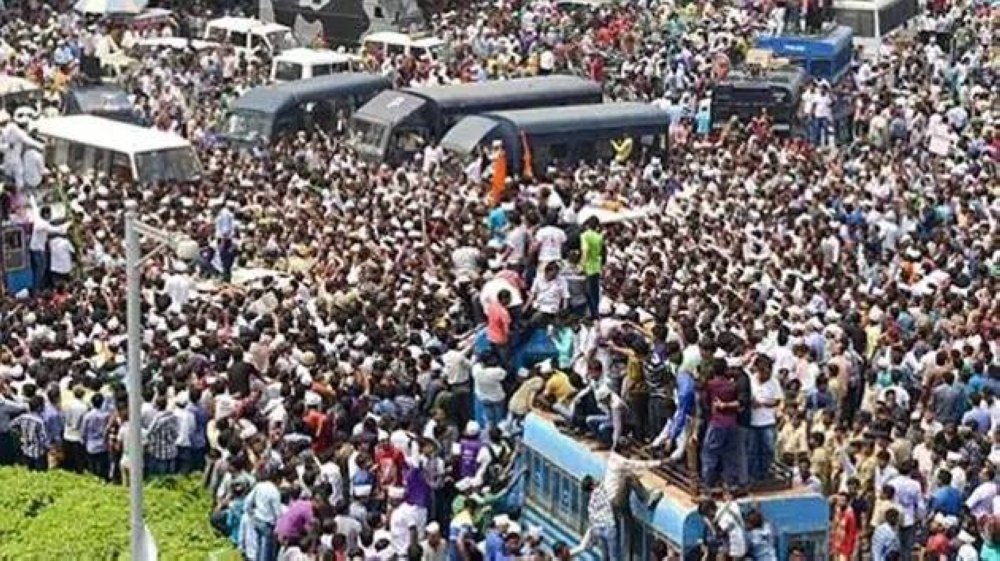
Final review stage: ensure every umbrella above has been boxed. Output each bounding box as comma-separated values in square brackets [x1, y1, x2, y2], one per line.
[74, 0, 148, 14]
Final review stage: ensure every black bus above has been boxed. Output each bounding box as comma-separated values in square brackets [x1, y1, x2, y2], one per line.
[347, 75, 603, 164]
[710, 67, 807, 134]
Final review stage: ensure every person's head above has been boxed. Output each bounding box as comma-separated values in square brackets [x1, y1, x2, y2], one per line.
[584, 216, 599, 231]
[581, 475, 597, 494]
[884, 507, 900, 528]
[497, 290, 512, 306]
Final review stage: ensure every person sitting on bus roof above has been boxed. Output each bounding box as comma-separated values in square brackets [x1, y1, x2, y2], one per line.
[586, 384, 627, 450]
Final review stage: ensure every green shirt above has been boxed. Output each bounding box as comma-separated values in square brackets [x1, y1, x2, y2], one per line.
[580, 229, 604, 276]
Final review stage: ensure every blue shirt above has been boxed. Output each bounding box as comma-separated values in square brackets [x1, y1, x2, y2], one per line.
[42, 402, 63, 444]
[188, 403, 209, 450]
[484, 529, 504, 561]
[487, 208, 507, 241]
[695, 109, 712, 134]
[747, 524, 778, 561]
[962, 407, 991, 433]
[871, 523, 900, 561]
[929, 485, 962, 517]
[669, 370, 696, 440]
[80, 408, 111, 454]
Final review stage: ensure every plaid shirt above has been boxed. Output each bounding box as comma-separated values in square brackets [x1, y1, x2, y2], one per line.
[11, 413, 49, 459]
[146, 411, 179, 461]
[870, 523, 900, 561]
[587, 485, 615, 529]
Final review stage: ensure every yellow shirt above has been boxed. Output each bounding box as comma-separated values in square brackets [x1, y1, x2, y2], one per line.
[544, 371, 576, 405]
[777, 423, 808, 458]
[509, 378, 545, 416]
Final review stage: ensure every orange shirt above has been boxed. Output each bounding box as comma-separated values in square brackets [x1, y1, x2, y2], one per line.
[485, 301, 511, 345]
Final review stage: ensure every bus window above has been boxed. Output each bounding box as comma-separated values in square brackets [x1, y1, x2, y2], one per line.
[387, 43, 406, 57]
[134, 147, 200, 183]
[68, 142, 86, 170]
[92, 147, 110, 176]
[331, 61, 352, 73]
[837, 9, 876, 36]
[3, 228, 26, 271]
[251, 34, 267, 53]
[206, 27, 227, 42]
[230, 31, 249, 50]
[526, 450, 552, 511]
[811, 60, 832, 78]
[312, 64, 333, 77]
[111, 151, 131, 181]
[274, 61, 303, 82]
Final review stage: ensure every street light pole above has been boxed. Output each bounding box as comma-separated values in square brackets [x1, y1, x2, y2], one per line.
[123, 203, 199, 561]
[124, 208, 145, 561]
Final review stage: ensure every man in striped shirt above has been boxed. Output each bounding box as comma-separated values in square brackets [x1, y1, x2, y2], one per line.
[11, 396, 50, 471]
[871, 508, 902, 561]
[570, 475, 619, 561]
[145, 396, 179, 476]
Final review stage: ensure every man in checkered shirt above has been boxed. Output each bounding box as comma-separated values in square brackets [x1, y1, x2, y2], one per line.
[145, 396, 179, 476]
[11, 396, 50, 471]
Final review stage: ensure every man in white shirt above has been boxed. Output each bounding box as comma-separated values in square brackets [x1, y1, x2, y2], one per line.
[472, 353, 507, 430]
[749, 362, 783, 482]
[22, 146, 45, 189]
[387, 486, 422, 554]
[48, 233, 75, 287]
[525, 260, 568, 329]
[534, 218, 567, 264]
[62, 386, 89, 473]
[28, 206, 68, 291]
[164, 261, 194, 312]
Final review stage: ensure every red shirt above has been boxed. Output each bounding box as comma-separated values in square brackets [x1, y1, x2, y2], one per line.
[485, 301, 511, 345]
[374, 445, 405, 487]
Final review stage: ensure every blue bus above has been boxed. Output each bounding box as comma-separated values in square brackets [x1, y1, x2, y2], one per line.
[754, 25, 855, 84]
[517, 413, 830, 560]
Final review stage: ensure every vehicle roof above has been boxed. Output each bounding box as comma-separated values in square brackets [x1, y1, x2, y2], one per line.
[232, 73, 391, 114]
[756, 24, 854, 56]
[206, 17, 287, 34]
[0, 75, 41, 95]
[407, 75, 602, 110]
[522, 412, 829, 547]
[34, 115, 192, 153]
[361, 31, 414, 44]
[485, 102, 668, 136]
[132, 8, 173, 21]
[718, 67, 808, 89]
[135, 37, 220, 50]
[274, 48, 361, 64]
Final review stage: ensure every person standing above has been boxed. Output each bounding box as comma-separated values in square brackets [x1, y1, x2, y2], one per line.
[145, 396, 179, 476]
[579, 216, 604, 319]
[484, 290, 512, 372]
[749, 361, 783, 482]
[10, 396, 49, 471]
[472, 352, 508, 430]
[0, 382, 27, 465]
[246, 466, 283, 561]
[830, 492, 859, 561]
[80, 393, 112, 481]
[889, 460, 924, 561]
[186, 387, 210, 474]
[47, 232, 75, 288]
[174, 391, 196, 474]
[871, 508, 901, 561]
[62, 386, 88, 473]
[27, 206, 66, 291]
[701, 359, 741, 488]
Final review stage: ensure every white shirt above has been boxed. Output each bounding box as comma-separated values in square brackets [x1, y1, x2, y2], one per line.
[175, 405, 195, 447]
[29, 217, 67, 252]
[164, 273, 193, 311]
[534, 225, 566, 263]
[22, 148, 45, 188]
[530, 274, 568, 314]
[472, 364, 506, 403]
[966, 480, 997, 518]
[49, 237, 75, 274]
[63, 397, 88, 442]
[442, 350, 472, 385]
[750, 377, 783, 427]
[715, 501, 747, 557]
[389, 502, 421, 554]
[602, 452, 659, 501]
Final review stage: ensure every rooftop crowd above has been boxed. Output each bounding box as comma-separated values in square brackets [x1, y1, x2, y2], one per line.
[0, 0, 998, 560]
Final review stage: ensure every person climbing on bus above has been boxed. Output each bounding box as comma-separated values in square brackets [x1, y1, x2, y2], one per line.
[573, 449, 667, 557]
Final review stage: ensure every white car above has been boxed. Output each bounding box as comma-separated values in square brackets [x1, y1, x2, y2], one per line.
[204, 16, 299, 58]
[270, 48, 364, 82]
[360, 31, 445, 61]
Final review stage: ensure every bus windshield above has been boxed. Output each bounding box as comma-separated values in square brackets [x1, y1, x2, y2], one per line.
[350, 118, 387, 151]
[135, 147, 201, 183]
[224, 110, 271, 142]
[267, 30, 300, 52]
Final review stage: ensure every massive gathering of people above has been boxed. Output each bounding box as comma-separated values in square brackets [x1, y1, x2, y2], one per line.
[0, 0, 997, 560]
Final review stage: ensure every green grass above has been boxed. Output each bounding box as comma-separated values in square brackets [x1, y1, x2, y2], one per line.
[0, 467, 239, 560]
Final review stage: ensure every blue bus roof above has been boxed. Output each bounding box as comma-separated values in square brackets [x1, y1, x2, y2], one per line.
[755, 24, 854, 58]
[231, 73, 391, 114]
[521, 413, 830, 553]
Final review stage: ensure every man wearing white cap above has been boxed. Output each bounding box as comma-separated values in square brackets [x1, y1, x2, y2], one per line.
[164, 261, 194, 313]
[421, 521, 447, 561]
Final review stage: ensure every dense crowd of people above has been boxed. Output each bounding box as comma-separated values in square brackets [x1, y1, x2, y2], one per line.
[0, 0, 997, 560]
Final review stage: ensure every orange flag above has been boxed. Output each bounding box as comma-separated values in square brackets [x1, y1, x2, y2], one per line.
[520, 130, 534, 179]
[490, 148, 507, 206]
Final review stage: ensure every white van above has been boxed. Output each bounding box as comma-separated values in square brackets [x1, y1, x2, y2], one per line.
[34, 115, 201, 183]
[360, 31, 445, 62]
[204, 17, 299, 58]
[270, 48, 364, 82]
